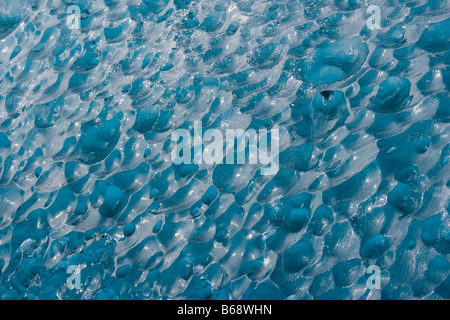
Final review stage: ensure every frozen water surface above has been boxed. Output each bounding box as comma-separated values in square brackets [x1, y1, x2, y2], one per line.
[0, 0, 449, 300]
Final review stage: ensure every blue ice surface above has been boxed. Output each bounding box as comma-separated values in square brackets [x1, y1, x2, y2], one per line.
[0, 0, 449, 300]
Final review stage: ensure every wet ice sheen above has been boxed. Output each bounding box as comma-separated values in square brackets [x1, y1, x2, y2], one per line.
[0, 0, 449, 300]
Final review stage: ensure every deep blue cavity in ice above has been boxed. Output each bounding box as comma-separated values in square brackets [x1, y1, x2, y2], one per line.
[0, 0, 449, 300]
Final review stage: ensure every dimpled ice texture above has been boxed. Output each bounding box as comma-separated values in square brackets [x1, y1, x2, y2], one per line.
[0, 0, 449, 300]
